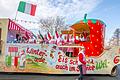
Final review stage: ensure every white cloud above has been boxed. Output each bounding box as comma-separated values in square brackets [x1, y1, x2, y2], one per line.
[0, 0, 103, 21]
[0, 0, 19, 18]
[0, 0, 103, 29]
[34, 0, 103, 24]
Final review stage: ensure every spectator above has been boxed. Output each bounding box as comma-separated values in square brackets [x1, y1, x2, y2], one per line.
[77, 47, 86, 80]
[16, 34, 22, 43]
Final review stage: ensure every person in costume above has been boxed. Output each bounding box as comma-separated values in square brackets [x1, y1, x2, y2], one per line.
[77, 46, 86, 80]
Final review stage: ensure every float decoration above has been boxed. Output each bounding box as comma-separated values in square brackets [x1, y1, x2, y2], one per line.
[71, 14, 106, 57]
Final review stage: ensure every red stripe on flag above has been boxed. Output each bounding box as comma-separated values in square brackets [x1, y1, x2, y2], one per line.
[47, 32, 52, 40]
[67, 34, 69, 42]
[30, 4, 36, 16]
[14, 57, 18, 67]
[55, 31, 59, 38]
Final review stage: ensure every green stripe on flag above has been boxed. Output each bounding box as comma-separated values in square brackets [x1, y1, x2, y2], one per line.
[38, 30, 44, 40]
[18, 1, 26, 13]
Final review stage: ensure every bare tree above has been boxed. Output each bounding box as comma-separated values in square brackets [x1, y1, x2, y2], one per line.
[108, 28, 120, 47]
[38, 16, 67, 35]
[113, 28, 120, 46]
[54, 16, 66, 31]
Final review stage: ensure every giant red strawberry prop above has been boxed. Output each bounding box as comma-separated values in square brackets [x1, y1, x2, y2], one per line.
[72, 14, 106, 57]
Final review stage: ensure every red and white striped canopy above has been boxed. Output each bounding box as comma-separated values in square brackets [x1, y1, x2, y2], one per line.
[8, 19, 32, 35]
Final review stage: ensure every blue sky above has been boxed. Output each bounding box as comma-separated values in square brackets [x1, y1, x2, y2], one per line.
[88, 0, 120, 43]
[0, 0, 120, 43]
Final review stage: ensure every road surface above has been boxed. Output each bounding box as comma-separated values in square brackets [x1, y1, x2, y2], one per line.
[0, 65, 120, 80]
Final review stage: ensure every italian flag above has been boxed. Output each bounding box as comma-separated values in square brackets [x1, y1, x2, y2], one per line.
[18, 1, 37, 16]
[47, 32, 52, 40]
[55, 31, 59, 39]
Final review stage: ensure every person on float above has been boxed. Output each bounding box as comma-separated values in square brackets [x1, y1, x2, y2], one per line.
[77, 46, 86, 80]
[82, 31, 88, 41]
[16, 34, 22, 43]
[22, 36, 27, 43]
[79, 34, 85, 42]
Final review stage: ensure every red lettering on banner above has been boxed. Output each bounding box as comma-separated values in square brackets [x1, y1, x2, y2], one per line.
[58, 55, 62, 62]
[55, 64, 68, 70]
[34, 58, 45, 63]
[69, 66, 75, 71]
[69, 59, 78, 65]
[65, 58, 68, 63]
[114, 56, 120, 64]
[26, 47, 46, 56]
[86, 65, 95, 71]
[58, 55, 68, 63]
[55, 64, 79, 72]
[86, 59, 94, 64]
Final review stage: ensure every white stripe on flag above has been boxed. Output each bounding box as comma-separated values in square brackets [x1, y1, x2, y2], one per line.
[24, 3, 31, 14]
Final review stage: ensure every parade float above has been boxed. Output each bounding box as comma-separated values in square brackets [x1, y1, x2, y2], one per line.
[0, 17, 120, 76]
